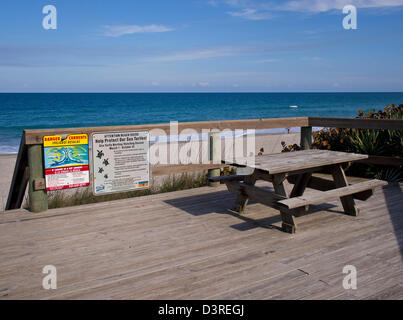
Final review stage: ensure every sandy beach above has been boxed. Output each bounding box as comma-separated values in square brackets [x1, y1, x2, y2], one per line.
[0, 154, 21, 211]
[0, 132, 299, 211]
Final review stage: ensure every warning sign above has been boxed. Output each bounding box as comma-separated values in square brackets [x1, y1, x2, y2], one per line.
[92, 131, 150, 195]
[43, 134, 90, 191]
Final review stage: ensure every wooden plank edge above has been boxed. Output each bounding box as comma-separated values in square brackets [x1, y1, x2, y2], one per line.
[308, 117, 403, 130]
[356, 155, 403, 167]
[279, 179, 388, 209]
[24, 117, 310, 145]
[5, 132, 28, 211]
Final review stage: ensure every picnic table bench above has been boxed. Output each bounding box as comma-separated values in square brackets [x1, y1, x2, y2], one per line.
[209, 150, 387, 233]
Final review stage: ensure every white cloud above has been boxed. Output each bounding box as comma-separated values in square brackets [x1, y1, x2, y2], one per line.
[277, 0, 403, 12]
[146, 47, 248, 62]
[198, 82, 210, 87]
[208, 0, 219, 7]
[213, 0, 403, 17]
[192, 81, 210, 87]
[301, 56, 324, 61]
[103, 24, 173, 37]
[251, 58, 279, 63]
[227, 8, 273, 20]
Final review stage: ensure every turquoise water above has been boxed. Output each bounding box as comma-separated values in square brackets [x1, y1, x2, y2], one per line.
[44, 145, 89, 169]
[1, 92, 402, 153]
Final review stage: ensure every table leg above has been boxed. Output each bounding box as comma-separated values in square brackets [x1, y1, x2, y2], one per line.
[289, 172, 312, 216]
[231, 171, 257, 214]
[273, 174, 297, 233]
[331, 164, 360, 216]
[290, 172, 311, 197]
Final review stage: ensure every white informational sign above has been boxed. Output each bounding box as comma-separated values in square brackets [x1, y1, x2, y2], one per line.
[92, 131, 150, 195]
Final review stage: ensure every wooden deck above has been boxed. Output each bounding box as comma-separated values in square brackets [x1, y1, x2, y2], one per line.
[0, 176, 402, 300]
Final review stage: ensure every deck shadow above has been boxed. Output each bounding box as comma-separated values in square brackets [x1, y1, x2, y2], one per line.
[229, 203, 339, 231]
[382, 183, 403, 260]
[164, 188, 339, 232]
[163, 190, 236, 216]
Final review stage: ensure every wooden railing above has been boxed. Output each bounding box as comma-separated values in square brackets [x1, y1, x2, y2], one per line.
[308, 117, 403, 130]
[23, 117, 308, 145]
[5, 116, 403, 212]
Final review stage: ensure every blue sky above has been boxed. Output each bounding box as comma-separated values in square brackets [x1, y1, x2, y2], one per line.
[0, 0, 403, 92]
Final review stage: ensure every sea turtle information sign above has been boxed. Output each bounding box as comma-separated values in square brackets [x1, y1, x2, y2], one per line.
[43, 134, 90, 191]
[92, 131, 150, 195]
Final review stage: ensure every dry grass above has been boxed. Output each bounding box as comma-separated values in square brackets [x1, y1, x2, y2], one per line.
[46, 172, 207, 210]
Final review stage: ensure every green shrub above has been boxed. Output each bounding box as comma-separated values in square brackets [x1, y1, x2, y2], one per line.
[282, 104, 403, 181]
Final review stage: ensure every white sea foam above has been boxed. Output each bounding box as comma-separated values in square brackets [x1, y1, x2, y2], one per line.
[0, 145, 19, 154]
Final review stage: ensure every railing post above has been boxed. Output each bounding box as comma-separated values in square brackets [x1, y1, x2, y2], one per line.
[28, 144, 48, 212]
[300, 126, 312, 150]
[5, 132, 29, 211]
[208, 131, 221, 187]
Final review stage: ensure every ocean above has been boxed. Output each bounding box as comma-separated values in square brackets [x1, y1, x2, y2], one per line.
[1, 92, 402, 154]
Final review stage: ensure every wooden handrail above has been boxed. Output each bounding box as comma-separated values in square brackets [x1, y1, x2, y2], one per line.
[24, 117, 310, 145]
[308, 117, 403, 130]
[357, 155, 403, 167]
[22, 116, 403, 145]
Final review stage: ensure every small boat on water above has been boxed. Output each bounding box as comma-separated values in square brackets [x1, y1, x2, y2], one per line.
[289, 105, 299, 108]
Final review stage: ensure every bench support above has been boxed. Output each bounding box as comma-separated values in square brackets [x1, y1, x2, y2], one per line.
[287, 174, 375, 201]
[273, 173, 297, 233]
[231, 172, 257, 213]
[331, 165, 359, 216]
[289, 172, 311, 216]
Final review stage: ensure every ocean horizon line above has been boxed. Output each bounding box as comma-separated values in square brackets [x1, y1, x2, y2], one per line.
[1, 91, 403, 94]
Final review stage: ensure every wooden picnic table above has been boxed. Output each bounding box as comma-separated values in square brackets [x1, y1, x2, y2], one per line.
[210, 150, 387, 233]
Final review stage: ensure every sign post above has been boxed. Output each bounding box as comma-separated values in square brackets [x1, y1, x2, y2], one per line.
[92, 131, 150, 195]
[28, 144, 48, 212]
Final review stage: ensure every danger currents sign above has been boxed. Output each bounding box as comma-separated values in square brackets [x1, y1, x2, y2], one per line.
[43, 134, 90, 191]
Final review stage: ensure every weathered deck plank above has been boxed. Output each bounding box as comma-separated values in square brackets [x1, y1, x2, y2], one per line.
[0, 177, 402, 300]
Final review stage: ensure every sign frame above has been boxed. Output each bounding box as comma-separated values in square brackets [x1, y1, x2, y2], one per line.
[43, 134, 90, 191]
[91, 130, 151, 196]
